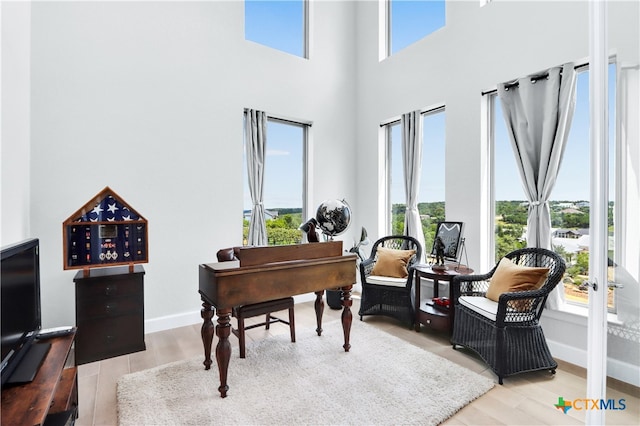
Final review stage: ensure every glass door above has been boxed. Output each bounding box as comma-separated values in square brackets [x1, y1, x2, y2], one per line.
[586, 2, 640, 423]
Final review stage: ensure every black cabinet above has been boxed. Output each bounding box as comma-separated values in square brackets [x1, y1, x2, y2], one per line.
[74, 265, 145, 365]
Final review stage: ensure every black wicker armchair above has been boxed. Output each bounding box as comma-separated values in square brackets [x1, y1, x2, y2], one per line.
[451, 247, 566, 384]
[358, 235, 422, 328]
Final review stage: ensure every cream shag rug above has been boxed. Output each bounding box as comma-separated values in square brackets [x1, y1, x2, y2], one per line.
[117, 320, 494, 425]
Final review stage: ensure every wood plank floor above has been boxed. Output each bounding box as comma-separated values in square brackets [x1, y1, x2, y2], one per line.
[75, 297, 639, 425]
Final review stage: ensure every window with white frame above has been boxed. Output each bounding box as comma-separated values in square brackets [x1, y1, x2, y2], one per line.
[244, 0, 308, 58]
[385, 0, 445, 56]
[489, 63, 617, 309]
[385, 108, 446, 248]
[243, 117, 308, 246]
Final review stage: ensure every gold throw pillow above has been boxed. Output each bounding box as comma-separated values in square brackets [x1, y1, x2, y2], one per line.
[371, 246, 416, 278]
[486, 257, 550, 306]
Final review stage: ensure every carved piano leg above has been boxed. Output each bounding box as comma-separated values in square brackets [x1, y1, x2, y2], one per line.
[341, 285, 353, 352]
[200, 299, 215, 370]
[314, 290, 325, 336]
[215, 308, 232, 398]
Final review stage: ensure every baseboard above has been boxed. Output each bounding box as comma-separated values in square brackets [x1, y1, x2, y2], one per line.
[144, 294, 318, 334]
[145, 310, 202, 334]
[547, 339, 640, 388]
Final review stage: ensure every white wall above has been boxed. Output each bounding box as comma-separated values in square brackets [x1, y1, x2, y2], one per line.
[1, 1, 31, 245]
[355, 0, 597, 270]
[2, 0, 638, 385]
[23, 0, 358, 330]
[354, 0, 639, 386]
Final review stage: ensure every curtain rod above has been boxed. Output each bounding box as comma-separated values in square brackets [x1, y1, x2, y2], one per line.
[379, 105, 445, 127]
[482, 62, 589, 96]
[268, 116, 312, 127]
[244, 109, 312, 127]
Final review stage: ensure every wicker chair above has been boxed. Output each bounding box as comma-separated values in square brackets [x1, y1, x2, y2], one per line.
[358, 235, 422, 328]
[451, 247, 566, 384]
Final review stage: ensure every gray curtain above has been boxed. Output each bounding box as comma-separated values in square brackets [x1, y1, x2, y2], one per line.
[497, 63, 577, 309]
[245, 109, 268, 246]
[401, 110, 426, 260]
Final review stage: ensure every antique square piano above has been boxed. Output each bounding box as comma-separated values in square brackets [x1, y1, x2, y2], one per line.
[199, 241, 357, 398]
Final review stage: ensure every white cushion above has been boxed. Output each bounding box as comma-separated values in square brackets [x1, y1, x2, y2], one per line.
[459, 296, 498, 322]
[459, 296, 536, 323]
[366, 275, 408, 288]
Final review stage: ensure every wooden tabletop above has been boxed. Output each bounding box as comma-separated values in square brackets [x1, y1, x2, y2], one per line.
[414, 264, 473, 278]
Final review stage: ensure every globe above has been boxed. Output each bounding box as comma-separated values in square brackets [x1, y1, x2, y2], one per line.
[315, 199, 351, 237]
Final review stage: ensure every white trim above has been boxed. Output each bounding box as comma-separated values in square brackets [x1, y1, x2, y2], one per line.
[378, 0, 388, 61]
[484, 93, 495, 273]
[144, 294, 318, 334]
[547, 339, 640, 388]
[145, 310, 201, 334]
[542, 304, 638, 388]
[587, 1, 609, 423]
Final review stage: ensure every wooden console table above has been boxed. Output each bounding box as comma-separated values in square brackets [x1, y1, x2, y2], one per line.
[414, 265, 473, 334]
[1, 329, 78, 426]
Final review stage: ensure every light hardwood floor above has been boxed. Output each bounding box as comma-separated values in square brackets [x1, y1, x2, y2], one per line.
[75, 297, 639, 425]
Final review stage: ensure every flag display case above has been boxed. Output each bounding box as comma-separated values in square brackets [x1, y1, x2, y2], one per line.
[63, 187, 148, 272]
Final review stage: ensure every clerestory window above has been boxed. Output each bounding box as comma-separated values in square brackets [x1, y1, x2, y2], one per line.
[385, 0, 445, 57]
[244, 0, 308, 58]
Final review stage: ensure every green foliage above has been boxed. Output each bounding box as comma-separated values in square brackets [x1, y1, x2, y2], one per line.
[244, 201, 610, 267]
[266, 228, 302, 245]
[574, 251, 589, 274]
[562, 213, 589, 228]
[495, 234, 525, 260]
[243, 212, 304, 246]
[390, 202, 444, 251]
[266, 213, 302, 229]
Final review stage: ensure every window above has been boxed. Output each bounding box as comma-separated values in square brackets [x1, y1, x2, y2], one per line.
[386, 0, 445, 56]
[385, 108, 446, 248]
[245, 0, 308, 58]
[243, 117, 308, 245]
[490, 63, 617, 309]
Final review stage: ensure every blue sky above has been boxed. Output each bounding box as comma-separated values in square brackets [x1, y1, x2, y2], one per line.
[245, 0, 304, 57]
[390, 0, 446, 54]
[243, 120, 304, 211]
[244, 1, 615, 209]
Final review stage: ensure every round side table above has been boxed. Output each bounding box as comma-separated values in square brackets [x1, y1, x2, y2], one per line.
[413, 264, 473, 334]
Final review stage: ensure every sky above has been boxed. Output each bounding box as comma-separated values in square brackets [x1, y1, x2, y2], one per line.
[244, 0, 616, 209]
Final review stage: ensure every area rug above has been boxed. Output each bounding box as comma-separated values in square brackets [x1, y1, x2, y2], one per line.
[117, 320, 494, 425]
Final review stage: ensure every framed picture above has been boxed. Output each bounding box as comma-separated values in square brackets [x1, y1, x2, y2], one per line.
[431, 222, 463, 261]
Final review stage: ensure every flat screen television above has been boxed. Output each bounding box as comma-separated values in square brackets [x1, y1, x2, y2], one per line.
[1, 238, 50, 387]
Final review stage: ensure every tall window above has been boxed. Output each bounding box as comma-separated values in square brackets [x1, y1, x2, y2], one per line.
[245, 0, 308, 58]
[386, 0, 445, 56]
[490, 63, 617, 309]
[385, 108, 446, 249]
[243, 118, 308, 245]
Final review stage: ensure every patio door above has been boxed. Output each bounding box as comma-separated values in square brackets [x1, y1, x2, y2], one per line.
[585, 3, 609, 425]
[584, 2, 640, 423]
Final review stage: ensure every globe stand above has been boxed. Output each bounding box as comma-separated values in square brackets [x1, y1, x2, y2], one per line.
[314, 199, 352, 309]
